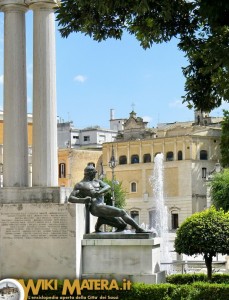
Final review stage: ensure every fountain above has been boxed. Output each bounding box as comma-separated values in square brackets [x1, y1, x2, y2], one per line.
[150, 153, 173, 274]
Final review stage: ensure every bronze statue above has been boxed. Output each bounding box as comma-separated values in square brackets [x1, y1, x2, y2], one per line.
[68, 164, 148, 233]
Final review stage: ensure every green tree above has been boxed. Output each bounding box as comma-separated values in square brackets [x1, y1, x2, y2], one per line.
[56, 0, 229, 111]
[210, 169, 229, 212]
[103, 178, 126, 209]
[220, 110, 229, 167]
[175, 206, 229, 281]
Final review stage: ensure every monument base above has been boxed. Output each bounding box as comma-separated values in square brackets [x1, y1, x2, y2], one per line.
[0, 203, 96, 279]
[0, 186, 72, 204]
[82, 234, 166, 284]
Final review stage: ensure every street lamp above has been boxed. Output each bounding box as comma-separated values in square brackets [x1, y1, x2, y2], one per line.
[108, 145, 117, 206]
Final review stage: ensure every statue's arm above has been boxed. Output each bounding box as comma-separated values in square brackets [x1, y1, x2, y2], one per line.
[97, 180, 111, 195]
[68, 186, 91, 204]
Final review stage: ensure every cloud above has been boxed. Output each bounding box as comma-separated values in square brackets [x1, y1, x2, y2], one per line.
[74, 75, 87, 83]
[169, 99, 185, 109]
[0, 75, 3, 84]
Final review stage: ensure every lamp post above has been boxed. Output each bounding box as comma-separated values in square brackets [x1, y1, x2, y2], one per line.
[109, 145, 117, 206]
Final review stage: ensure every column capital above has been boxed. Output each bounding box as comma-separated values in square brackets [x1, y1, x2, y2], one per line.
[0, 0, 29, 12]
[25, 0, 60, 10]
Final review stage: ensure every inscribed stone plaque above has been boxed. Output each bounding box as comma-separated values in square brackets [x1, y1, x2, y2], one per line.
[0, 203, 86, 279]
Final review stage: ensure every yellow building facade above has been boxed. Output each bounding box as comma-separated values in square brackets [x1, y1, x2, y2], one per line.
[58, 148, 102, 187]
[102, 113, 222, 231]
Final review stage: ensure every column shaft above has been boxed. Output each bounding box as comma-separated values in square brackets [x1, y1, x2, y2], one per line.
[1, 3, 28, 187]
[31, 1, 58, 186]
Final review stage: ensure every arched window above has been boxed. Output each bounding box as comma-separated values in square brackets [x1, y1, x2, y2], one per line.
[131, 154, 139, 164]
[166, 151, 174, 161]
[131, 182, 137, 192]
[200, 150, 208, 160]
[143, 153, 151, 163]
[178, 151, 183, 160]
[59, 163, 66, 178]
[119, 155, 127, 165]
[130, 210, 139, 225]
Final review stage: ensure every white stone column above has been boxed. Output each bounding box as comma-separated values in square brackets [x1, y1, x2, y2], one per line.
[0, 1, 29, 187]
[28, 0, 59, 186]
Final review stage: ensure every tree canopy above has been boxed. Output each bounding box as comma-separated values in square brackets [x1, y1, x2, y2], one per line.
[175, 206, 229, 280]
[220, 110, 229, 167]
[103, 178, 126, 209]
[56, 0, 229, 112]
[210, 169, 229, 212]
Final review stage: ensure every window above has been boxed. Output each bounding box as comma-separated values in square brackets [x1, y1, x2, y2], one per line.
[59, 163, 66, 178]
[202, 167, 207, 178]
[73, 135, 79, 139]
[143, 153, 151, 163]
[131, 182, 137, 192]
[200, 150, 208, 160]
[84, 136, 90, 142]
[178, 151, 183, 160]
[131, 154, 139, 164]
[130, 210, 139, 225]
[171, 213, 179, 229]
[119, 155, 127, 165]
[166, 151, 174, 161]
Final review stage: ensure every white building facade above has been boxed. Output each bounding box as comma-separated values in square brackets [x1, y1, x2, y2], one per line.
[58, 121, 117, 149]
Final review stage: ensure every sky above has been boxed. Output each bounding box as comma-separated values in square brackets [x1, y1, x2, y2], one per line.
[0, 11, 228, 129]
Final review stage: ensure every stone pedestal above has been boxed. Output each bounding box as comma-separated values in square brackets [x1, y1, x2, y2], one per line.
[0, 203, 96, 279]
[82, 233, 166, 284]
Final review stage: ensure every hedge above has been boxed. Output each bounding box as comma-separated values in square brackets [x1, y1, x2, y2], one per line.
[166, 273, 229, 284]
[27, 281, 229, 300]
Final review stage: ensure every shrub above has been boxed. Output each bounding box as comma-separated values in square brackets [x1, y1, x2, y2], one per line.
[191, 282, 229, 300]
[166, 274, 207, 284]
[175, 207, 229, 280]
[166, 273, 229, 285]
[123, 283, 174, 300]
